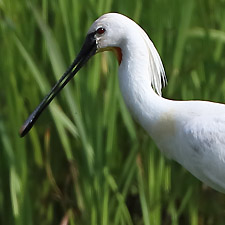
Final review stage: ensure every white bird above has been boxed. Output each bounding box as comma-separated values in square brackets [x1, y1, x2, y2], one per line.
[20, 13, 225, 193]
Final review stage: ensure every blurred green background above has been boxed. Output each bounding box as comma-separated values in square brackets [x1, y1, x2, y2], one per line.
[1, 0, 225, 224]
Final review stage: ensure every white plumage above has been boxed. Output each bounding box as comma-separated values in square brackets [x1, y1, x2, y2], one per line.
[90, 13, 225, 193]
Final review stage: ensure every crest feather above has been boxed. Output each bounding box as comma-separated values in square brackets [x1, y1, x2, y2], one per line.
[139, 28, 167, 96]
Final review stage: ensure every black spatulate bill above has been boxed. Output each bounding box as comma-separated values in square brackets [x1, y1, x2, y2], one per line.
[20, 32, 97, 137]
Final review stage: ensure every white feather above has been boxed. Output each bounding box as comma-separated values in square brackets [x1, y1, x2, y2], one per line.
[138, 27, 167, 96]
[90, 13, 225, 193]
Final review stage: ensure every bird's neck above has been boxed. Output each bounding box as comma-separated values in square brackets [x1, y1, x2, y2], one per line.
[118, 41, 169, 136]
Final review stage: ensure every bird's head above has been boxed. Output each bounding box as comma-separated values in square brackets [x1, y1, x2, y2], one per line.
[87, 13, 128, 64]
[91, 14, 124, 44]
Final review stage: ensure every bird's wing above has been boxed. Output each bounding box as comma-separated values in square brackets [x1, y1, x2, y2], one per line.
[184, 114, 225, 155]
[182, 114, 225, 192]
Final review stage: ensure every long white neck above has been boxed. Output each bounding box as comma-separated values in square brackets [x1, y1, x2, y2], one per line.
[118, 30, 171, 136]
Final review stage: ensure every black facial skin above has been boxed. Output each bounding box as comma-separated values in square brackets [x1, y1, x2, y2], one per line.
[20, 32, 97, 137]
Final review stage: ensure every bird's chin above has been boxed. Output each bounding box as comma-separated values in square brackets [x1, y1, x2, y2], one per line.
[97, 47, 122, 65]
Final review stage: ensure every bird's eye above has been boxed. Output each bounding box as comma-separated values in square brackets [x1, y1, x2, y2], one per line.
[96, 27, 105, 35]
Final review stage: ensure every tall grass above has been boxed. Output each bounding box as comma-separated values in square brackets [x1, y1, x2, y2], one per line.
[1, 0, 225, 224]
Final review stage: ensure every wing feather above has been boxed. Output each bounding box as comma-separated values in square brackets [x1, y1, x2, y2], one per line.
[182, 115, 225, 192]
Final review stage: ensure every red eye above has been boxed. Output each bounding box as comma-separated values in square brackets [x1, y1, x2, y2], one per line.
[96, 27, 105, 35]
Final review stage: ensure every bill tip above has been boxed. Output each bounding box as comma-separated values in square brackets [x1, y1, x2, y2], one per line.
[19, 124, 27, 138]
